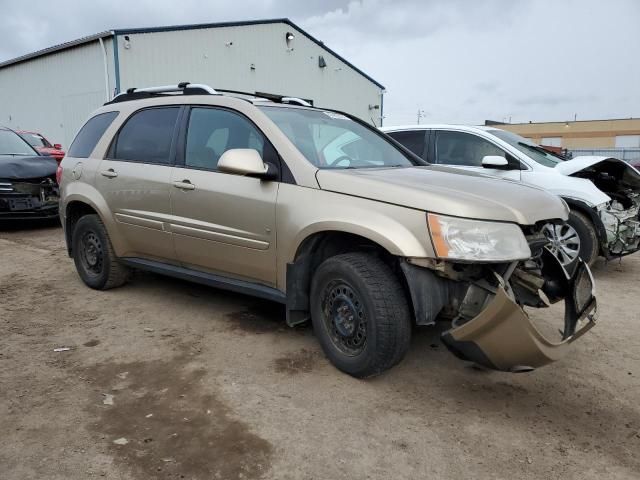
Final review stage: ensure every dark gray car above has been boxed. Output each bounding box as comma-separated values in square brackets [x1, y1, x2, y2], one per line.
[0, 127, 59, 220]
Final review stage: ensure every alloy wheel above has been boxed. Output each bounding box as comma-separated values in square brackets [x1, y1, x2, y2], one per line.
[542, 223, 581, 266]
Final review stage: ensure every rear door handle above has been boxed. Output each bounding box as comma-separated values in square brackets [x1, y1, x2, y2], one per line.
[173, 180, 195, 190]
[100, 169, 118, 178]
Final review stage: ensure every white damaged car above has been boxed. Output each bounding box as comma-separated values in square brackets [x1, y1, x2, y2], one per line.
[382, 124, 640, 267]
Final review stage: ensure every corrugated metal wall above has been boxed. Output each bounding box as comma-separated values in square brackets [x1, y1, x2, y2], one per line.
[0, 39, 114, 148]
[117, 23, 382, 122]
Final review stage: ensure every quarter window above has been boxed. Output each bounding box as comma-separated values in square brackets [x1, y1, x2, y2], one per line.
[112, 108, 179, 164]
[68, 111, 118, 158]
[435, 131, 505, 167]
[185, 108, 265, 170]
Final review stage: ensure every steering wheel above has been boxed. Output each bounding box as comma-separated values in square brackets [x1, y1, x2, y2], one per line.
[331, 155, 353, 167]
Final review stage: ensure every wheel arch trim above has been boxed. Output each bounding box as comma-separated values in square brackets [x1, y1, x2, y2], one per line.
[284, 227, 415, 327]
[62, 184, 123, 256]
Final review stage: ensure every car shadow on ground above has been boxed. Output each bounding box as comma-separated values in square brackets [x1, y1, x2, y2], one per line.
[0, 218, 60, 231]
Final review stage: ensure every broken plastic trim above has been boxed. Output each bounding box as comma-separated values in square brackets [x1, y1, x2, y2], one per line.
[441, 258, 597, 372]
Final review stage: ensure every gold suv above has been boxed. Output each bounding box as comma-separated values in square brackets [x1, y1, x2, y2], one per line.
[59, 83, 597, 377]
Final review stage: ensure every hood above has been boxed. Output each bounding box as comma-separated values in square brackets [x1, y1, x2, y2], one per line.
[557, 156, 630, 175]
[555, 156, 640, 190]
[0, 155, 58, 180]
[555, 156, 612, 176]
[316, 166, 569, 225]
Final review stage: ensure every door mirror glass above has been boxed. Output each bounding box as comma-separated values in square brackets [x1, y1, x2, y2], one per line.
[217, 149, 271, 177]
[482, 155, 509, 168]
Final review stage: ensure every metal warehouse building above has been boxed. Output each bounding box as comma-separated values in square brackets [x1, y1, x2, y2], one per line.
[0, 19, 385, 148]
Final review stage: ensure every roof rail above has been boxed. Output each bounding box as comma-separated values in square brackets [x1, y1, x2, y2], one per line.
[215, 89, 314, 106]
[104, 83, 315, 107]
[281, 97, 312, 107]
[255, 91, 313, 106]
[105, 82, 219, 105]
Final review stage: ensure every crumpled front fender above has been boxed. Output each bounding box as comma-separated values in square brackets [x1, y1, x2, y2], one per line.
[441, 259, 597, 372]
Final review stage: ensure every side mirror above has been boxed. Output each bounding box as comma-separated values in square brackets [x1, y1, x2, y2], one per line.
[54, 144, 62, 150]
[217, 149, 276, 179]
[482, 155, 509, 168]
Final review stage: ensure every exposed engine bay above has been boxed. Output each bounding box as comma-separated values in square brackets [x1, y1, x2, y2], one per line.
[573, 158, 640, 257]
[402, 228, 597, 372]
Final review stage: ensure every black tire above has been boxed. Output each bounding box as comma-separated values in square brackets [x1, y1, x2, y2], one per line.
[310, 253, 412, 378]
[72, 214, 130, 290]
[567, 209, 599, 267]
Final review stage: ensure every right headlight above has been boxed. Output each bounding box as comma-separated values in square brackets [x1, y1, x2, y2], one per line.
[427, 213, 531, 262]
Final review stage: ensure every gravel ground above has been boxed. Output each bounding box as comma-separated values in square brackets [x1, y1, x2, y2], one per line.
[1, 222, 639, 480]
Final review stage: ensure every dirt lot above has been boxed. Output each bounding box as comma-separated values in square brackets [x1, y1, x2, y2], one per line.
[1, 222, 639, 480]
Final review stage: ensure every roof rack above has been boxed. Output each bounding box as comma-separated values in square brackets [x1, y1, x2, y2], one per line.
[104, 83, 314, 107]
[105, 82, 219, 105]
[212, 89, 314, 106]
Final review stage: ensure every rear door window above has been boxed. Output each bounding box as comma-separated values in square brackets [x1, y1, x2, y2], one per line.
[111, 108, 180, 164]
[435, 130, 506, 166]
[67, 111, 119, 158]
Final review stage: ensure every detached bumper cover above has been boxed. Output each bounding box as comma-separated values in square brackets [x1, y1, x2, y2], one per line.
[442, 260, 597, 372]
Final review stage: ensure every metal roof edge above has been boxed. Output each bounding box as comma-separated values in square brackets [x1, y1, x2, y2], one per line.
[281, 19, 385, 90]
[486, 117, 640, 126]
[0, 31, 113, 69]
[114, 18, 385, 89]
[112, 18, 290, 35]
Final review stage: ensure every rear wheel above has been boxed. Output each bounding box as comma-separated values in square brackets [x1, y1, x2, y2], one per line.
[72, 214, 130, 290]
[310, 253, 411, 378]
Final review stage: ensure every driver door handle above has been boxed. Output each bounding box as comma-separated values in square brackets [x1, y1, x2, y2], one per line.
[100, 168, 118, 178]
[173, 180, 195, 190]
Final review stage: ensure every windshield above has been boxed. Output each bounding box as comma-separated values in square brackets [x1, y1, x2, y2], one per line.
[0, 130, 37, 156]
[258, 106, 420, 169]
[490, 129, 562, 168]
[20, 132, 51, 148]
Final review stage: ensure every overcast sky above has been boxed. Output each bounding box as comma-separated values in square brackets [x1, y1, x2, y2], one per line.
[1, 0, 638, 125]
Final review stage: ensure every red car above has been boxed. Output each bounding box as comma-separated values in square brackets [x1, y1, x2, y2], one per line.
[17, 130, 65, 161]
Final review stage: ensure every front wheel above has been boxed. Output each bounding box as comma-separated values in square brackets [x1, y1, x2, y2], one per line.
[310, 253, 412, 378]
[543, 209, 599, 269]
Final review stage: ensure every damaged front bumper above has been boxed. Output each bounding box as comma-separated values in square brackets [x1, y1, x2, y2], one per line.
[0, 178, 59, 220]
[441, 257, 597, 372]
[599, 197, 640, 259]
[403, 251, 597, 372]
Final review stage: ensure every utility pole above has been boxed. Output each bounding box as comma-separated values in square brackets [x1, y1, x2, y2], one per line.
[417, 109, 426, 125]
